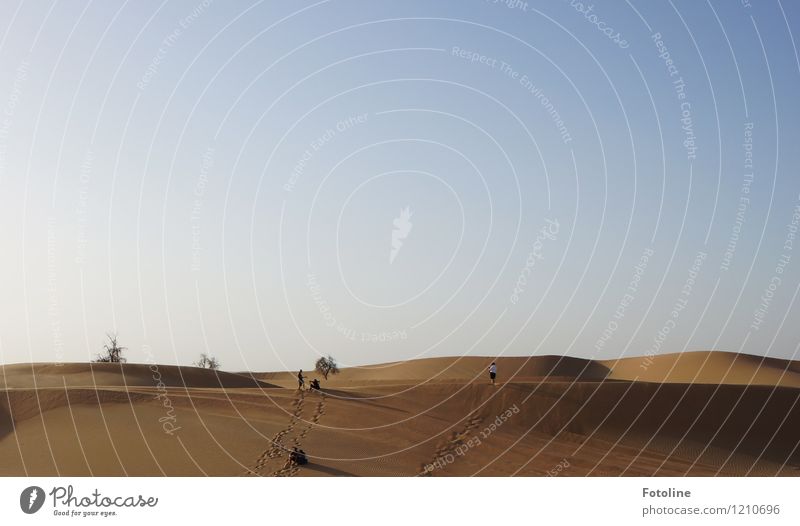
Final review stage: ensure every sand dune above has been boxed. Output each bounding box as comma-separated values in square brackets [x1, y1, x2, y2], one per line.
[255, 351, 800, 388]
[0, 362, 276, 389]
[1, 351, 798, 476]
[252, 355, 609, 387]
[602, 351, 800, 387]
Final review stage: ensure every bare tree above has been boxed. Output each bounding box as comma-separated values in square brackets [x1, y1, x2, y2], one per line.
[194, 353, 220, 370]
[94, 333, 127, 363]
[315, 355, 339, 380]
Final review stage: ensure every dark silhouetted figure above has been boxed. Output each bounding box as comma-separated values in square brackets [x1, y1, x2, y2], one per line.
[290, 447, 308, 465]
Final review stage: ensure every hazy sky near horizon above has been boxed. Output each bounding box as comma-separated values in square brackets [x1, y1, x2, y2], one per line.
[1, 0, 799, 371]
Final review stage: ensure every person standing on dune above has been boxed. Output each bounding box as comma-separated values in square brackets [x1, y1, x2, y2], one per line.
[489, 362, 497, 386]
[298, 369, 305, 390]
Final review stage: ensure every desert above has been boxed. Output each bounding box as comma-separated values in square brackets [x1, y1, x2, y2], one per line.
[2, 351, 798, 476]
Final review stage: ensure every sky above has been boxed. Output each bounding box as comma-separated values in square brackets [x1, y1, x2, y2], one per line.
[0, 0, 799, 372]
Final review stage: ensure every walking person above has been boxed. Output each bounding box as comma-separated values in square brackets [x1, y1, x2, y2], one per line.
[298, 369, 305, 390]
[489, 362, 497, 386]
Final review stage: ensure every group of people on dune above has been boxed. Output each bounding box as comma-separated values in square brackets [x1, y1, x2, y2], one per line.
[296, 370, 321, 391]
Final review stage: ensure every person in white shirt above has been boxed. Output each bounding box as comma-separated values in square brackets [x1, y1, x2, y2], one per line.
[489, 362, 497, 386]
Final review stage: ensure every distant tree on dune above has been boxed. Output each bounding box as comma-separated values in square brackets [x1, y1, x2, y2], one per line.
[94, 333, 127, 363]
[315, 355, 339, 380]
[194, 353, 220, 370]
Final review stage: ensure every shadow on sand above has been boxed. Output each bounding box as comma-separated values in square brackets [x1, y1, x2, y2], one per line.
[303, 463, 355, 477]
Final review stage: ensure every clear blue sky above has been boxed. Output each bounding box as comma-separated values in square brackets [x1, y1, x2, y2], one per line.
[0, 0, 799, 371]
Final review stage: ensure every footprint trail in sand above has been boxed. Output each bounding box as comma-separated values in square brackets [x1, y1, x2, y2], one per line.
[245, 390, 326, 477]
[419, 413, 483, 476]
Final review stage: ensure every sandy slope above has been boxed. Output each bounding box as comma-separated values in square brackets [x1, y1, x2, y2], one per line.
[1, 352, 798, 476]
